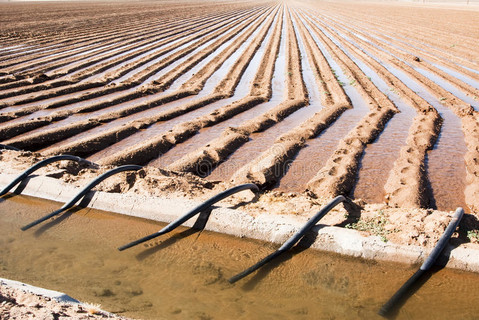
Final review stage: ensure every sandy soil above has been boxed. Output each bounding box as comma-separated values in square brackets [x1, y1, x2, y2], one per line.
[0, 281, 131, 320]
[1, 0, 479, 315]
[2, 149, 479, 249]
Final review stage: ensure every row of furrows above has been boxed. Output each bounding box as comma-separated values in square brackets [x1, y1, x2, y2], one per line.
[0, 6, 271, 129]
[0, 1, 254, 46]
[0, 8, 264, 117]
[301, 5, 479, 211]
[1, 1, 478, 213]
[316, 5, 479, 82]
[310, 2, 479, 66]
[0, 6, 231, 63]
[0, 3, 282, 155]
[0, 3, 255, 69]
[0, 6, 263, 101]
[0, 11, 231, 80]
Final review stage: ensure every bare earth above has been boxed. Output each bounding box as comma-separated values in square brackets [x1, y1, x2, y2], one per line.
[1, 0, 479, 317]
[0, 280, 130, 320]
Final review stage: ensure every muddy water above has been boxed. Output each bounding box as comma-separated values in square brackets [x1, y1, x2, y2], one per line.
[86, 14, 275, 162]
[39, 17, 271, 152]
[3, 195, 479, 319]
[150, 11, 285, 168]
[320, 28, 415, 203]
[276, 14, 368, 191]
[313, 14, 468, 210]
[387, 65, 467, 212]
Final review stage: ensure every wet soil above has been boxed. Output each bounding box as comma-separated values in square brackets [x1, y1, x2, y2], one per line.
[1, 1, 479, 213]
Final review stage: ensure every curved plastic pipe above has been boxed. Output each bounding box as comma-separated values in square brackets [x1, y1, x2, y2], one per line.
[378, 207, 464, 317]
[0, 155, 85, 197]
[118, 183, 259, 251]
[21, 165, 142, 231]
[0, 144, 20, 151]
[228, 195, 348, 284]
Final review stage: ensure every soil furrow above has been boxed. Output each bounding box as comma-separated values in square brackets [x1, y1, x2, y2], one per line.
[0, 6, 267, 131]
[0, 8, 256, 103]
[8, 5, 279, 158]
[0, 8, 273, 142]
[313, 7, 479, 82]
[90, 6, 283, 166]
[315, 12, 479, 100]
[300, 10, 398, 199]
[202, 8, 348, 188]
[0, 5, 251, 71]
[304, 11, 439, 207]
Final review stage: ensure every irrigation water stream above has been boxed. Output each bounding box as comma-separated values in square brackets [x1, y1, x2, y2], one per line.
[1, 194, 479, 319]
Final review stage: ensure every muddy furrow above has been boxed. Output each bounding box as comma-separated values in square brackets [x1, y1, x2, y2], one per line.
[129, 8, 270, 93]
[45, 8, 258, 81]
[0, 2, 258, 44]
[80, 10, 277, 163]
[0, 9, 254, 103]
[0, 7, 265, 124]
[86, 6, 283, 166]
[334, 10, 479, 77]
[0, 7, 272, 133]
[307, 8, 472, 210]
[2, 6, 280, 157]
[0, 11, 235, 90]
[167, 7, 308, 177]
[307, 10, 443, 208]
[0, 10, 255, 110]
[310, 6, 479, 82]
[313, 3, 479, 66]
[0, 12, 198, 73]
[317, 12, 479, 98]
[0, 12, 196, 64]
[296, 10, 397, 199]
[350, 22, 479, 83]
[0, 5, 249, 69]
[0, 7, 273, 142]
[327, 14, 478, 210]
[0, 5, 172, 49]
[193, 8, 350, 188]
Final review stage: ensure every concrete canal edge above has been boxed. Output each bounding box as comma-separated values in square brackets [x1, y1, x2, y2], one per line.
[0, 278, 80, 304]
[1, 172, 479, 273]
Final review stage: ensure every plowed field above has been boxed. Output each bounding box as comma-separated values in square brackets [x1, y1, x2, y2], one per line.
[1, 0, 478, 213]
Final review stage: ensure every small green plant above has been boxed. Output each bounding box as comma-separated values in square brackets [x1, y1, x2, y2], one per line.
[467, 230, 479, 242]
[288, 71, 292, 77]
[349, 79, 356, 86]
[389, 87, 399, 95]
[439, 97, 447, 101]
[346, 210, 396, 242]
[331, 68, 343, 85]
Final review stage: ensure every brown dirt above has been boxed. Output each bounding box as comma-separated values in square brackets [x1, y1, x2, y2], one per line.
[0, 281, 131, 320]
